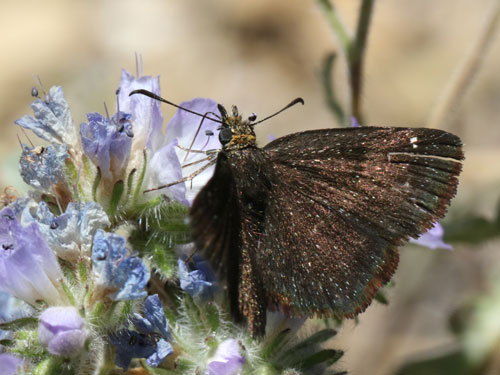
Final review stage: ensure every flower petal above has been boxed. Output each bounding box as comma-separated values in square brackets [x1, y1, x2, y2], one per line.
[0, 208, 65, 305]
[146, 139, 188, 205]
[410, 222, 453, 250]
[15, 86, 76, 145]
[38, 306, 88, 357]
[163, 98, 221, 204]
[117, 70, 164, 152]
[0, 353, 25, 375]
[19, 144, 68, 191]
[206, 339, 245, 375]
[80, 112, 132, 181]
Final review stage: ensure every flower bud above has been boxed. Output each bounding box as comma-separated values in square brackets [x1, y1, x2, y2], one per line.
[38, 306, 88, 357]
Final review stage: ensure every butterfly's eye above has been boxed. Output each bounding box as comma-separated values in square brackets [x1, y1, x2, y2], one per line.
[248, 112, 257, 122]
[219, 127, 233, 145]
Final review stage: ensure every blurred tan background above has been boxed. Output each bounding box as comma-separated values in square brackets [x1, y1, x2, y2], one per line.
[1, 0, 499, 374]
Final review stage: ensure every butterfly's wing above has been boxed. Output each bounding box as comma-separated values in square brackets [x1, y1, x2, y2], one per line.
[258, 126, 463, 318]
[190, 153, 243, 319]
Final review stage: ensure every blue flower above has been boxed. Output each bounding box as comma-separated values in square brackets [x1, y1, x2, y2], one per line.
[80, 112, 133, 182]
[178, 257, 216, 299]
[34, 201, 110, 262]
[19, 144, 69, 191]
[206, 339, 245, 375]
[38, 306, 89, 357]
[0, 353, 25, 375]
[91, 229, 149, 301]
[14, 86, 77, 146]
[111, 294, 173, 369]
[0, 207, 65, 305]
[410, 222, 453, 250]
[0, 291, 33, 350]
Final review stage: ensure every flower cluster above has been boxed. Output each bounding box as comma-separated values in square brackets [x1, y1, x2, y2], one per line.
[0, 69, 260, 375]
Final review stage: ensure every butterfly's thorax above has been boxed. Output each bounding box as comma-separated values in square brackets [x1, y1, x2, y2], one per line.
[225, 147, 273, 200]
[222, 115, 257, 152]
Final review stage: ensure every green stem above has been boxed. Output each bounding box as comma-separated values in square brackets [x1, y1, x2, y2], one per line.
[427, 0, 500, 129]
[318, 0, 376, 125]
[318, 0, 352, 55]
[350, 0, 375, 122]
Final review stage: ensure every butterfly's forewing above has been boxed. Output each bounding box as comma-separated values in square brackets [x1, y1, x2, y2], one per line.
[258, 126, 463, 317]
[190, 153, 243, 320]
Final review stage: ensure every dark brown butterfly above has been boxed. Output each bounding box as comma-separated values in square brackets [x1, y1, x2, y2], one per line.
[131, 90, 464, 336]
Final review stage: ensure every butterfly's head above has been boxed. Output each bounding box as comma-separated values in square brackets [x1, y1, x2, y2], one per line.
[217, 104, 257, 151]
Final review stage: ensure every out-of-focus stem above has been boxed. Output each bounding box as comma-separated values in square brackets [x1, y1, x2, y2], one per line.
[318, 0, 352, 55]
[427, 0, 500, 129]
[318, 0, 376, 125]
[350, 0, 375, 122]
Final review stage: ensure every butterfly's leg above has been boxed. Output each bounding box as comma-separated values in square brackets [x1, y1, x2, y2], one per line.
[143, 157, 217, 193]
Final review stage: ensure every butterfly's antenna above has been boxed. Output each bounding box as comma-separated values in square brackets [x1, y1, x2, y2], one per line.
[129, 89, 223, 124]
[253, 97, 304, 125]
[183, 112, 220, 162]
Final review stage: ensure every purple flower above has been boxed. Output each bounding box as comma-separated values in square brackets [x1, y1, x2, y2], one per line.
[38, 306, 88, 357]
[0, 207, 65, 305]
[14, 86, 77, 147]
[117, 70, 164, 153]
[34, 201, 110, 262]
[178, 257, 216, 299]
[111, 295, 173, 369]
[0, 353, 24, 375]
[410, 222, 453, 250]
[146, 98, 221, 205]
[351, 117, 361, 127]
[91, 229, 149, 301]
[206, 339, 245, 375]
[19, 144, 69, 191]
[80, 112, 133, 182]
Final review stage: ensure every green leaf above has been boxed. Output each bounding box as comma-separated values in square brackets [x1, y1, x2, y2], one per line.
[203, 301, 221, 332]
[0, 317, 38, 331]
[290, 349, 343, 370]
[60, 279, 76, 306]
[276, 329, 339, 370]
[122, 167, 137, 207]
[92, 167, 101, 202]
[133, 149, 148, 204]
[183, 295, 204, 333]
[78, 261, 88, 284]
[321, 52, 345, 125]
[261, 328, 291, 359]
[444, 214, 500, 244]
[394, 348, 470, 375]
[374, 290, 389, 305]
[108, 179, 125, 216]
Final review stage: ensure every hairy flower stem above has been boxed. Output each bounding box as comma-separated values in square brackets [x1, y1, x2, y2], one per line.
[427, 0, 500, 129]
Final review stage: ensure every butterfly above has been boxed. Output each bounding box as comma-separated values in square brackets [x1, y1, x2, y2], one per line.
[131, 90, 464, 336]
